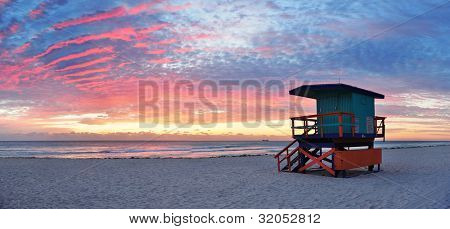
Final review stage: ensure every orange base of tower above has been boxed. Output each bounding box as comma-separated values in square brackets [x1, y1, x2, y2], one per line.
[334, 148, 382, 170]
[274, 141, 382, 178]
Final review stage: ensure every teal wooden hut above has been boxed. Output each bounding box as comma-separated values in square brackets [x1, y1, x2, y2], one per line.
[289, 83, 385, 138]
[274, 83, 386, 177]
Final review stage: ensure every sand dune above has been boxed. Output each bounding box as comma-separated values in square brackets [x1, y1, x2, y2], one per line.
[0, 146, 449, 209]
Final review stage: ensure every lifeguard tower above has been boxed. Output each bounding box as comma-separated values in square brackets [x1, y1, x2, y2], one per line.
[274, 84, 386, 177]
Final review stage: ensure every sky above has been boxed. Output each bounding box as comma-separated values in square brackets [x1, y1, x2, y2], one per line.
[0, 0, 449, 141]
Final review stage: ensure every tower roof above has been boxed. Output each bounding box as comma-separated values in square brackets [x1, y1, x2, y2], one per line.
[289, 83, 385, 99]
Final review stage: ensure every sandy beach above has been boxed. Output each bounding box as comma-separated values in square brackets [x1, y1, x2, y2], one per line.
[1, 146, 449, 209]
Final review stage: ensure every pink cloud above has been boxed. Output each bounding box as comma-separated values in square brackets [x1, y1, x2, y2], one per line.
[53, 7, 127, 30]
[133, 42, 148, 48]
[32, 28, 136, 60]
[138, 23, 169, 34]
[64, 74, 106, 84]
[42, 46, 114, 68]
[174, 47, 194, 53]
[47, 0, 187, 35]
[72, 76, 139, 93]
[117, 62, 131, 68]
[1, 22, 20, 36]
[147, 49, 166, 54]
[254, 46, 278, 58]
[149, 57, 176, 64]
[0, 63, 22, 90]
[0, 50, 8, 58]
[0, 0, 10, 6]
[0, 22, 20, 43]
[161, 2, 192, 12]
[56, 56, 115, 72]
[185, 33, 215, 41]
[74, 81, 107, 91]
[51, 1, 167, 30]
[0, 22, 172, 91]
[9, 23, 19, 33]
[29, 3, 46, 19]
[56, 67, 110, 79]
[34, 24, 168, 60]
[127, 0, 163, 15]
[13, 42, 31, 54]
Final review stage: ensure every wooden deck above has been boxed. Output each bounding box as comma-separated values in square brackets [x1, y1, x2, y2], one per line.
[290, 112, 386, 148]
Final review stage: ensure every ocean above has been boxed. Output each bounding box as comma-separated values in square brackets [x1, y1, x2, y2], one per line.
[0, 141, 449, 159]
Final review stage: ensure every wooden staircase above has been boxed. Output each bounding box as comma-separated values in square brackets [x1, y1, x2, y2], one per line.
[274, 140, 336, 176]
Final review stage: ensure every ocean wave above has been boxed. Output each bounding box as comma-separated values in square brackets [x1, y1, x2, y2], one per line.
[0, 141, 449, 159]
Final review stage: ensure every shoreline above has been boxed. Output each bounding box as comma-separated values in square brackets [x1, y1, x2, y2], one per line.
[1, 144, 449, 160]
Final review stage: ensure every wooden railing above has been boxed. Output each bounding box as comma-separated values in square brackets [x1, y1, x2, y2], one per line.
[273, 140, 299, 172]
[374, 116, 386, 141]
[291, 112, 356, 138]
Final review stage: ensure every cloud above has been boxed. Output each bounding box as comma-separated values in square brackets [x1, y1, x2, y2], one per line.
[29, 2, 46, 19]
[126, 0, 163, 15]
[147, 49, 166, 54]
[13, 42, 31, 54]
[64, 74, 106, 84]
[33, 27, 138, 59]
[161, 2, 192, 12]
[0, 0, 449, 140]
[56, 66, 111, 79]
[53, 7, 128, 30]
[149, 57, 176, 64]
[55, 56, 115, 72]
[43, 46, 115, 67]
[0, 0, 10, 6]
[51, 1, 169, 30]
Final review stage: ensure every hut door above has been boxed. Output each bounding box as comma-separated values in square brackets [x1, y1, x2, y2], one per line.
[318, 96, 339, 134]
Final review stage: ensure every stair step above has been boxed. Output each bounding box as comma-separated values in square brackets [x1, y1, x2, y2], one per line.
[290, 154, 301, 164]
